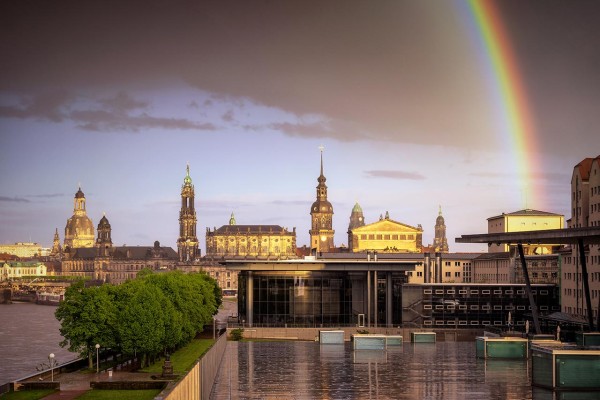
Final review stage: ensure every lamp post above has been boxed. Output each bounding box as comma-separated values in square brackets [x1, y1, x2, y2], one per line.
[95, 344, 100, 373]
[48, 353, 55, 381]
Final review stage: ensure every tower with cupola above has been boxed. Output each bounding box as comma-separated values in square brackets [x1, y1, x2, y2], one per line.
[177, 164, 200, 262]
[309, 147, 335, 253]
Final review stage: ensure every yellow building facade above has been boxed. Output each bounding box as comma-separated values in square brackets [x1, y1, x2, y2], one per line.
[487, 209, 564, 254]
[206, 219, 297, 260]
[349, 215, 423, 253]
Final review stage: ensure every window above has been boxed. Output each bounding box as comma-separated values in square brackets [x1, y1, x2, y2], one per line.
[445, 272, 451, 277]
[455, 272, 461, 277]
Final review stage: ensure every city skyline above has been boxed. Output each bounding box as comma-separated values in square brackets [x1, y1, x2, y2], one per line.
[1, 1, 599, 252]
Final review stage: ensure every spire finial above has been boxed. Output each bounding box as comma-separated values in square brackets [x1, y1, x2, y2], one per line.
[439, 205, 442, 216]
[186, 162, 190, 177]
[318, 145, 324, 176]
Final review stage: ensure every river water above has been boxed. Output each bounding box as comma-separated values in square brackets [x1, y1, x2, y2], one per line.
[0, 303, 77, 385]
[211, 341, 597, 400]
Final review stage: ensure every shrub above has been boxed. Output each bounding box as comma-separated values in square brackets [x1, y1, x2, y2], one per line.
[230, 328, 244, 341]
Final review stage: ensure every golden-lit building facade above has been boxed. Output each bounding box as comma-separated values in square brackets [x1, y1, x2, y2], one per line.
[487, 209, 564, 254]
[349, 213, 423, 253]
[0, 242, 46, 258]
[62, 214, 178, 283]
[309, 149, 335, 253]
[64, 187, 95, 249]
[561, 156, 600, 320]
[206, 219, 297, 260]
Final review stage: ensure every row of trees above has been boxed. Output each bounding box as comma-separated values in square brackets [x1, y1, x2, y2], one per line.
[55, 270, 222, 368]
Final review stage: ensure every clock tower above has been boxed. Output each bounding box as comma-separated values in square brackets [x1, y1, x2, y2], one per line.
[178, 164, 200, 262]
[309, 147, 335, 253]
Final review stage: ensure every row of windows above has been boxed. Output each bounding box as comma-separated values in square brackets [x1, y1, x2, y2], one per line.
[359, 234, 415, 241]
[564, 306, 599, 317]
[423, 320, 530, 326]
[424, 288, 549, 295]
[216, 237, 292, 243]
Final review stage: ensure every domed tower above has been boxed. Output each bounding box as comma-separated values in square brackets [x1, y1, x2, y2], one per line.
[433, 205, 449, 253]
[177, 164, 200, 262]
[309, 147, 335, 253]
[229, 212, 236, 225]
[96, 214, 113, 255]
[64, 187, 95, 249]
[347, 202, 365, 251]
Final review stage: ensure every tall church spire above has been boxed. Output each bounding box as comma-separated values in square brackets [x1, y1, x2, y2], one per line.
[433, 205, 449, 253]
[178, 164, 200, 262]
[310, 146, 334, 253]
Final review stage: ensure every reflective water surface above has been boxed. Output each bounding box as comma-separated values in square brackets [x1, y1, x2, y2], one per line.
[0, 303, 76, 385]
[210, 341, 597, 400]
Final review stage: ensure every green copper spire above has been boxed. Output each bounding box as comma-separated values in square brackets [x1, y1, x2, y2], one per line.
[184, 163, 192, 185]
[229, 212, 236, 225]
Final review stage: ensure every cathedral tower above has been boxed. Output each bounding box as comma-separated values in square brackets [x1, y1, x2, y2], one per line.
[64, 187, 95, 249]
[433, 206, 449, 253]
[347, 202, 365, 251]
[178, 164, 200, 262]
[51, 228, 62, 257]
[309, 147, 335, 253]
[96, 214, 113, 256]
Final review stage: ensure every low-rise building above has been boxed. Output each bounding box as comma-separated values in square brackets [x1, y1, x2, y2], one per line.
[1, 261, 47, 280]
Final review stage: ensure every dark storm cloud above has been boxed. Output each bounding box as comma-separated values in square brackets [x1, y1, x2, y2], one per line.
[364, 170, 426, 180]
[71, 110, 216, 133]
[1, 91, 215, 132]
[1, 1, 599, 156]
[26, 193, 66, 199]
[0, 196, 30, 203]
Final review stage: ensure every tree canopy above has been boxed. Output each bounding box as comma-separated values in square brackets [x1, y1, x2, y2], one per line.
[55, 270, 221, 366]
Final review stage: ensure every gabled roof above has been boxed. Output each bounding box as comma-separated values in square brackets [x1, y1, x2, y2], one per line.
[488, 209, 563, 220]
[573, 157, 595, 181]
[352, 218, 421, 232]
[213, 225, 293, 235]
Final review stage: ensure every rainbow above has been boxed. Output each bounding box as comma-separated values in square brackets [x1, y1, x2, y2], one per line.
[465, 0, 543, 209]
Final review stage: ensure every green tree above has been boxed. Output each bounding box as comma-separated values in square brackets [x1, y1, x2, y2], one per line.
[55, 281, 118, 368]
[116, 280, 167, 366]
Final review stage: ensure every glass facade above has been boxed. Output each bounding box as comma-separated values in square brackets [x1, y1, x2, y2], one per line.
[237, 270, 407, 327]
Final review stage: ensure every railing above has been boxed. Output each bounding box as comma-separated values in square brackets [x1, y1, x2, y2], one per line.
[156, 332, 227, 400]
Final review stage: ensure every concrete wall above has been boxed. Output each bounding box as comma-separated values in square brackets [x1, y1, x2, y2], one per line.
[156, 333, 227, 400]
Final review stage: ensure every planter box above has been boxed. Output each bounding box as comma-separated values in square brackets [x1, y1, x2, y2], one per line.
[411, 332, 436, 343]
[476, 337, 528, 359]
[532, 345, 600, 390]
[319, 330, 345, 344]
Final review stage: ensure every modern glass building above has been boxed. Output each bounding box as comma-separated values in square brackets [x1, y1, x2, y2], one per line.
[228, 258, 414, 327]
[225, 258, 560, 329]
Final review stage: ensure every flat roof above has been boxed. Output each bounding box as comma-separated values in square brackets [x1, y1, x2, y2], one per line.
[455, 227, 600, 246]
[221, 259, 416, 272]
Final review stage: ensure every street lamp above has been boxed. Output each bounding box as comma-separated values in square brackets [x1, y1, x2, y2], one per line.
[48, 353, 55, 381]
[95, 344, 100, 373]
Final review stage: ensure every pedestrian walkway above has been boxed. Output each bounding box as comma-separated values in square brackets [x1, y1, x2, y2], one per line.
[32, 369, 155, 399]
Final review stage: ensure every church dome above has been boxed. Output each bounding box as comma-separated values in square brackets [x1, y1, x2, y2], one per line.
[75, 188, 85, 198]
[65, 215, 95, 244]
[436, 214, 445, 224]
[352, 202, 363, 213]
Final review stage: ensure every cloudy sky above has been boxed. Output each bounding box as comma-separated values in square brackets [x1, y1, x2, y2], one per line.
[1, 0, 598, 253]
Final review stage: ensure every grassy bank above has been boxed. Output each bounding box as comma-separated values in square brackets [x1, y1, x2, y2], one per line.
[140, 338, 214, 375]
